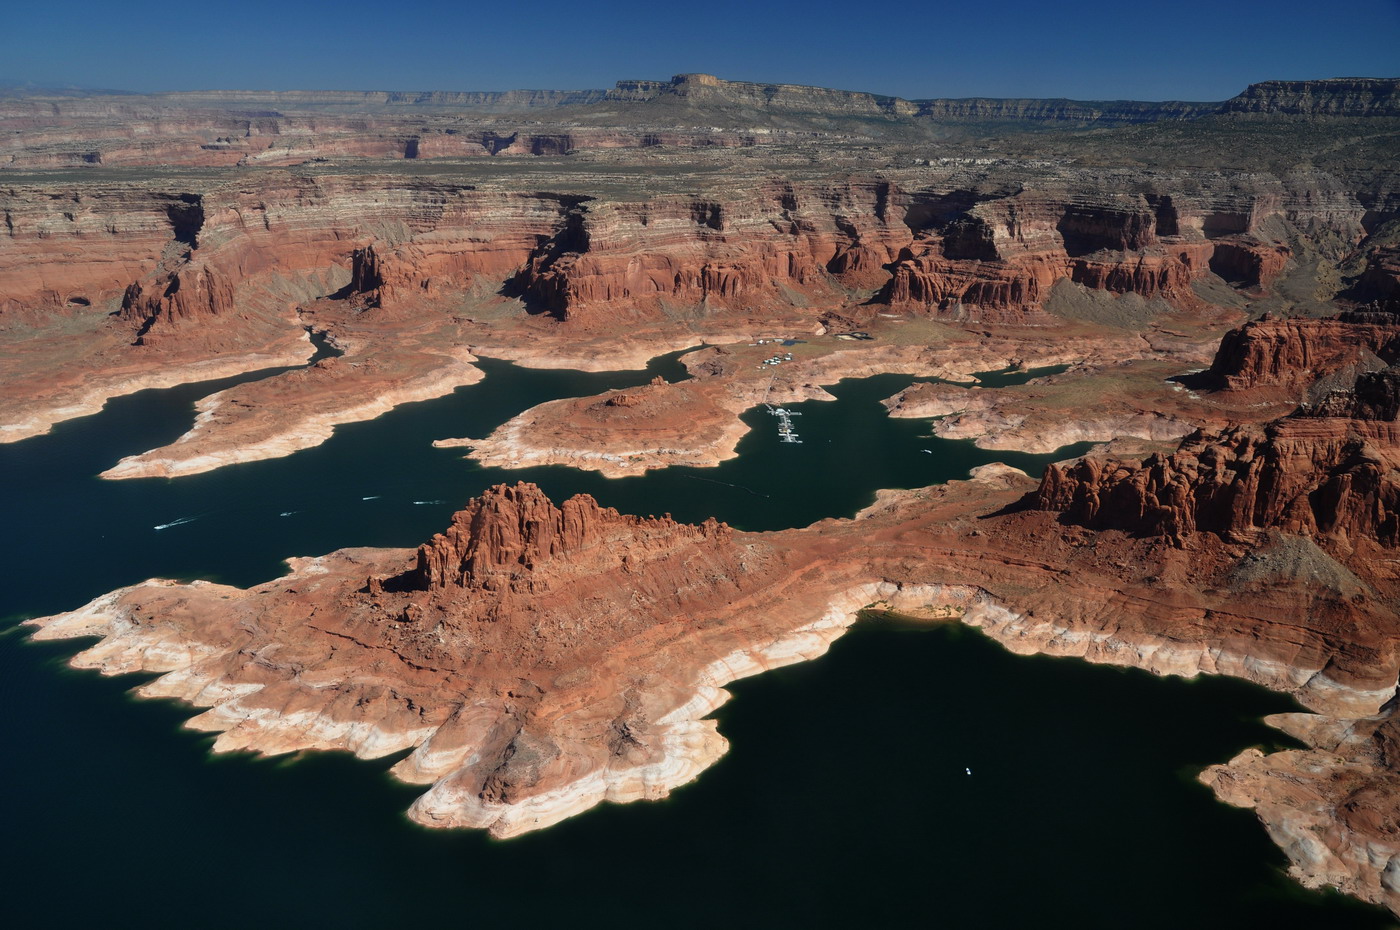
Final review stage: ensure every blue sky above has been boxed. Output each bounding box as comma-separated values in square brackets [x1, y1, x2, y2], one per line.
[4, 0, 1397, 101]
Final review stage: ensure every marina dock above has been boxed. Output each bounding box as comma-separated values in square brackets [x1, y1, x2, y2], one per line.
[769, 406, 802, 443]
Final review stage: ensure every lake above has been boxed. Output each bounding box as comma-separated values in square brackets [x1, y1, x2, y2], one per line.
[0, 350, 1390, 928]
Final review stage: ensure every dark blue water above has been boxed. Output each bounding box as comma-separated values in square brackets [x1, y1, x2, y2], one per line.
[0, 353, 1391, 928]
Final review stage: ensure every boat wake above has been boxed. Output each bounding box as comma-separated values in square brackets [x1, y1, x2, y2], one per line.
[413, 500, 445, 505]
[681, 474, 769, 498]
[153, 516, 199, 531]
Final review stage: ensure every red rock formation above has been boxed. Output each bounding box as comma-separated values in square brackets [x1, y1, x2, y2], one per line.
[118, 261, 236, 343]
[513, 181, 909, 322]
[880, 193, 1231, 319]
[342, 240, 480, 310]
[408, 482, 727, 590]
[0, 188, 197, 315]
[30, 481, 827, 838]
[1208, 240, 1291, 289]
[0, 165, 1361, 343]
[883, 251, 1059, 315]
[884, 239, 1218, 319]
[1206, 312, 1400, 395]
[1036, 370, 1400, 553]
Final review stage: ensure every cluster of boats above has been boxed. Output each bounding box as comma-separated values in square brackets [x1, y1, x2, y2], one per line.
[769, 406, 802, 443]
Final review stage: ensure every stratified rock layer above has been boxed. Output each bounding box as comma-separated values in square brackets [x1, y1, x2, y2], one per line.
[1035, 378, 1400, 552]
[1206, 311, 1400, 398]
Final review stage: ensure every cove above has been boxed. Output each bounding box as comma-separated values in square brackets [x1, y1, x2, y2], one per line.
[0, 355, 1391, 928]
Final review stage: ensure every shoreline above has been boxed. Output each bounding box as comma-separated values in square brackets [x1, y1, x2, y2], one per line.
[99, 353, 484, 480]
[0, 336, 315, 445]
[23, 546, 1400, 915]
[434, 412, 756, 478]
[434, 336, 1160, 480]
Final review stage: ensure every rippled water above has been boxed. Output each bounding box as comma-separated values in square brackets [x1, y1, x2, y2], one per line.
[1, 351, 1390, 928]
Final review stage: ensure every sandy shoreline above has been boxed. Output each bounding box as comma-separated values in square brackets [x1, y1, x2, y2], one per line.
[100, 353, 484, 479]
[0, 337, 315, 445]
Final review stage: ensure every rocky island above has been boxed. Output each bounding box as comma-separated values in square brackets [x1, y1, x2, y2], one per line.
[7, 72, 1400, 920]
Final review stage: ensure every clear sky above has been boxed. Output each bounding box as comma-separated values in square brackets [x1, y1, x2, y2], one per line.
[4, 0, 1397, 101]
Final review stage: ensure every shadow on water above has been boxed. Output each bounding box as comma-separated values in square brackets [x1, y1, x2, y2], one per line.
[0, 351, 1392, 928]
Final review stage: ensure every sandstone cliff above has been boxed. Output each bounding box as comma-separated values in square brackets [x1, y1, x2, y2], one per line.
[1034, 371, 1400, 554]
[1220, 78, 1400, 117]
[406, 482, 728, 591]
[1204, 312, 1400, 397]
[878, 189, 1303, 319]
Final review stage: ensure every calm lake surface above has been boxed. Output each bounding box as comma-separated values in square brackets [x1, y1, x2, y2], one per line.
[0, 350, 1391, 928]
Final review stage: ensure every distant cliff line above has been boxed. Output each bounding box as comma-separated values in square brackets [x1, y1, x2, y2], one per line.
[12, 74, 1400, 123]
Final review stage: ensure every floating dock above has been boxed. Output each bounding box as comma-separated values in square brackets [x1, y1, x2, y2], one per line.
[769, 406, 803, 443]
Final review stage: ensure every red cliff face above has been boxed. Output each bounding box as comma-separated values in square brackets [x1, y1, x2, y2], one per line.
[342, 240, 483, 310]
[1, 171, 1364, 336]
[508, 185, 1305, 324]
[511, 181, 909, 322]
[1207, 240, 1291, 289]
[1206, 312, 1400, 395]
[118, 261, 236, 343]
[1354, 247, 1400, 312]
[407, 482, 728, 591]
[878, 192, 1282, 319]
[0, 178, 583, 342]
[1036, 370, 1400, 553]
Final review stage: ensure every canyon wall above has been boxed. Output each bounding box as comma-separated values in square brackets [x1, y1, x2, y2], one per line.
[4, 166, 1390, 342]
[7, 75, 1396, 170]
[1, 176, 579, 324]
[1205, 311, 1400, 397]
[1035, 364, 1400, 556]
[1220, 78, 1400, 117]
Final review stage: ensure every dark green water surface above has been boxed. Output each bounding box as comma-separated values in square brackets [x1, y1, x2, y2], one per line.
[0, 351, 1391, 928]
